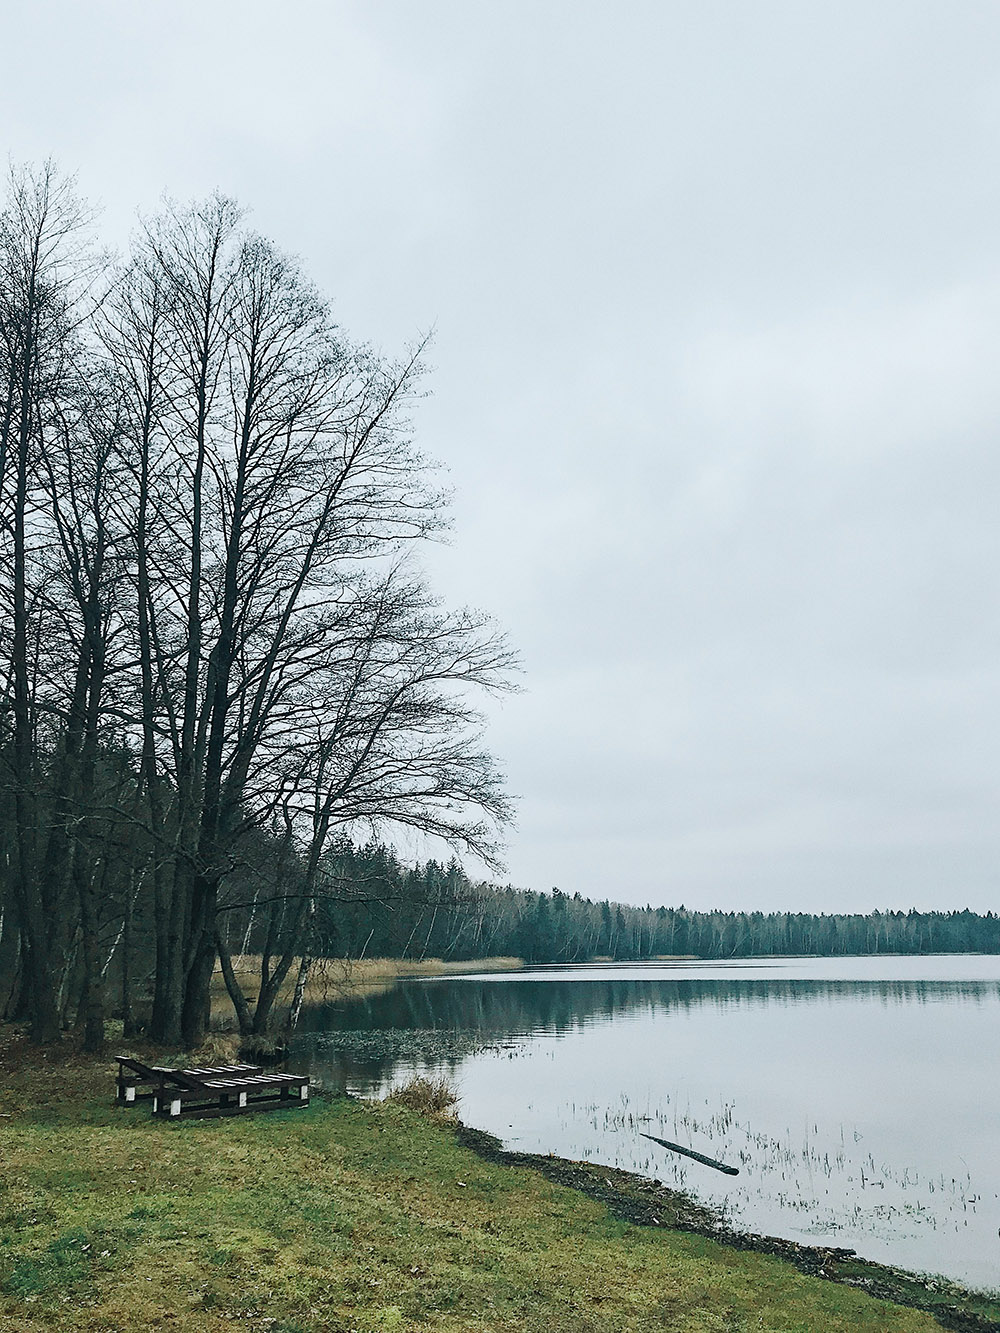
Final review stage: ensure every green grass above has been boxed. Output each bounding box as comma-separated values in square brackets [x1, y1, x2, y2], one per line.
[0, 1041, 971, 1332]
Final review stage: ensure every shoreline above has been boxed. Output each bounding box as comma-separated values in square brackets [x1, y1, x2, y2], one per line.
[2, 1019, 998, 1333]
[452, 1119, 1000, 1333]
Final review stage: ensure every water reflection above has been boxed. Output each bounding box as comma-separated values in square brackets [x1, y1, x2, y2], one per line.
[297, 974, 1000, 1059]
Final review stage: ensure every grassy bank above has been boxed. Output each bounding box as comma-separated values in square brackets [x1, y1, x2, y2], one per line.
[3, 1031, 997, 1332]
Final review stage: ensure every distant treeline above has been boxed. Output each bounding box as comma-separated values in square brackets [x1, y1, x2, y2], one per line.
[226, 838, 1000, 965]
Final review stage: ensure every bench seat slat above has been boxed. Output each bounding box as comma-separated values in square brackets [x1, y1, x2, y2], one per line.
[203, 1074, 305, 1089]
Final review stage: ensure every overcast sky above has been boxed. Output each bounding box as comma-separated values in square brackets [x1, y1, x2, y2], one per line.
[4, 1, 999, 913]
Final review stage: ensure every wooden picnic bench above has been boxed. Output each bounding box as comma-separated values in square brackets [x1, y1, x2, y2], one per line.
[115, 1056, 262, 1105]
[149, 1067, 311, 1120]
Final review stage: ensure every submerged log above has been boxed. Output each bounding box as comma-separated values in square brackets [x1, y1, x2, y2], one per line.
[640, 1131, 740, 1176]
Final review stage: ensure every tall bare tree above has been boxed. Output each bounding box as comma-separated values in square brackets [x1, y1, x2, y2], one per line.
[114, 201, 511, 1046]
[0, 168, 515, 1050]
[0, 164, 99, 1043]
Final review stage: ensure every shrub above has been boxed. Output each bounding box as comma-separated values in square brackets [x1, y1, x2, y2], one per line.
[384, 1075, 460, 1119]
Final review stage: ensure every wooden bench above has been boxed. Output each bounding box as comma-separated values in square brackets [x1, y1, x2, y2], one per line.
[149, 1068, 311, 1120]
[115, 1056, 262, 1105]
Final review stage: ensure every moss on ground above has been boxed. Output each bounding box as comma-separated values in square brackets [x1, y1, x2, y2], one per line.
[0, 1031, 992, 1332]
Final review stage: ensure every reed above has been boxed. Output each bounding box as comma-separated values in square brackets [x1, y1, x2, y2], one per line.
[384, 1074, 461, 1120]
[209, 954, 522, 1019]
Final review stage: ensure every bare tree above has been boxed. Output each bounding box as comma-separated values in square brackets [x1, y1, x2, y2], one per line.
[0, 169, 515, 1050]
[216, 566, 515, 1035]
[113, 201, 510, 1046]
[0, 163, 100, 1043]
[35, 374, 134, 1050]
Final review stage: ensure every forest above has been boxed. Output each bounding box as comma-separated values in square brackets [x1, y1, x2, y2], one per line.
[224, 837, 1000, 968]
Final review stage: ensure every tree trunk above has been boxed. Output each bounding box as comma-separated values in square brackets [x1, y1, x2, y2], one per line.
[181, 871, 219, 1046]
[0, 907, 21, 1019]
[216, 929, 253, 1035]
[286, 954, 312, 1034]
[121, 876, 137, 1038]
[76, 865, 105, 1053]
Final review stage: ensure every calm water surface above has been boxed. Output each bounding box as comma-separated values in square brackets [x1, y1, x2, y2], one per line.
[295, 955, 1000, 1290]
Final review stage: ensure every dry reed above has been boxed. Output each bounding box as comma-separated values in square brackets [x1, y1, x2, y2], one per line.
[383, 1074, 460, 1120]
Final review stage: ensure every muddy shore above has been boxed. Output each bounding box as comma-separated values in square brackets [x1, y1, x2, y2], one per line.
[453, 1120, 1000, 1333]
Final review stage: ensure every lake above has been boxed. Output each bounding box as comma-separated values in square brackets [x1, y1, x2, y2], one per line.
[294, 954, 1000, 1291]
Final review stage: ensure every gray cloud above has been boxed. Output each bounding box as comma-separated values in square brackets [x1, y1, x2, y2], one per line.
[4, 0, 999, 910]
